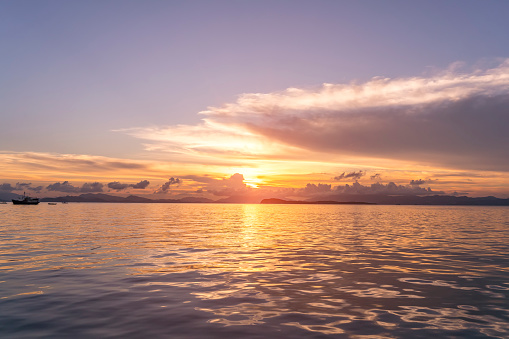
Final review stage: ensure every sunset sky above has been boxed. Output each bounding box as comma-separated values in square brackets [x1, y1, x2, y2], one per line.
[1, 0, 509, 200]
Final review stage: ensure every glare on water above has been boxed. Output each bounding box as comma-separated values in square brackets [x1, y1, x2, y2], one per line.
[1, 203, 508, 338]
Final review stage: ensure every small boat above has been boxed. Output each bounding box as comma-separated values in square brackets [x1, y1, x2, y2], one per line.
[48, 202, 57, 205]
[12, 192, 40, 205]
[0, 201, 7, 204]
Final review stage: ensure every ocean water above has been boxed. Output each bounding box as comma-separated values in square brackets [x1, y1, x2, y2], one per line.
[1, 203, 508, 338]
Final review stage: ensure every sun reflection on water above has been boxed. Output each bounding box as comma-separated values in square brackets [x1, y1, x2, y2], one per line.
[1, 204, 509, 337]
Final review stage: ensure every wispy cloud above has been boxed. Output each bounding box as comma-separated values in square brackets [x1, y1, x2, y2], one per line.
[0, 152, 178, 182]
[334, 171, 366, 181]
[121, 60, 509, 171]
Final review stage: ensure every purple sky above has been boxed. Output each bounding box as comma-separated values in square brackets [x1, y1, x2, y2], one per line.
[2, 0, 508, 157]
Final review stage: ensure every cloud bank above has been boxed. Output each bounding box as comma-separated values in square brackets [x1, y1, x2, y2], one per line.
[123, 60, 509, 171]
[46, 181, 104, 193]
[298, 181, 442, 197]
[0, 182, 42, 193]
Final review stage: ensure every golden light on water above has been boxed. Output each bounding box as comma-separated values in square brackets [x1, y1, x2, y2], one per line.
[2, 203, 509, 336]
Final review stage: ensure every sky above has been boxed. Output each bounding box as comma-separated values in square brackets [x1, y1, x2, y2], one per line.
[1, 0, 509, 200]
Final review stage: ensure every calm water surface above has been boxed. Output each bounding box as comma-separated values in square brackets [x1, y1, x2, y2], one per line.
[1, 203, 508, 338]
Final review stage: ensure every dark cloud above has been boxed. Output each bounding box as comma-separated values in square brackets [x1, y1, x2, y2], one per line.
[108, 181, 130, 191]
[46, 181, 79, 193]
[0, 182, 43, 192]
[0, 183, 16, 192]
[334, 171, 366, 181]
[246, 94, 509, 171]
[108, 180, 150, 191]
[410, 179, 426, 186]
[370, 173, 382, 181]
[333, 182, 443, 196]
[293, 181, 440, 197]
[156, 177, 181, 193]
[80, 182, 104, 193]
[15, 183, 43, 192]
[131, 180, 150, 189]
[47, 181, 103, 193]
[16, 182, 31, 188]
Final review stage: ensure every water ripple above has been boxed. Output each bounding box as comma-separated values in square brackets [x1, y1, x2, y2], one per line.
[1, 204, 509, 338]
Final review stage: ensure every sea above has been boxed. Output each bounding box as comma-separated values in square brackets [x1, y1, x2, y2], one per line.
[1, 203, 508, 338]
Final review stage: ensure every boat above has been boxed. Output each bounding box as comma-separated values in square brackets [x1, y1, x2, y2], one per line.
[0, 201, 7, 204]
[12, 192, 40, 205]
[48, 202, 57, 205]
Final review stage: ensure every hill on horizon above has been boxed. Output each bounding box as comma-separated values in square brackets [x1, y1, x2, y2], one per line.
[32, 192, 509, 205]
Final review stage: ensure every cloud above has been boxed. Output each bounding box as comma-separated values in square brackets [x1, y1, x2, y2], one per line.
[46, 181, 79, 193]
[370, 173, 382, 181]
[183, 173, 252, 197]
[292, 181, 440, 197]
[0, 183, 16, 192]
[107, 180, 150, 191]
[334, 171, 366, 181]
[333, 182, 443, 196]
[17, 182, 43, 193]
[156, 177, 181, 193]
[0, 152, 154, 179]
[122, 60, 509, 171]
[184, 173, 299, 198]
[302, 183, 332, 195]
[0, 182, 43, 192]
[131, 180, 150, 189]
[80, 182, 103, 193]
[410, 179, 426, 186]
[207, 173, 249, 196]
[181, 175, 219, 184]
[46, 181, 103, 193]
[107, 182, 130, 191]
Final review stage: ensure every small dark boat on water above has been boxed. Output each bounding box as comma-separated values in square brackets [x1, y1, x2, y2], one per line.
[12, 192, 40, 205]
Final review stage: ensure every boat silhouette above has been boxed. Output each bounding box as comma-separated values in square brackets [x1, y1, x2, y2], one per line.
[12, 192, 40, 205]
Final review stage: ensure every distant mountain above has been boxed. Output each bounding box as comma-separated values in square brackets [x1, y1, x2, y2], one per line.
[0, 192, 22, 202]
[36, 193, 509, 205]
[263, 195, 509, 206]
[261, 198, 374, 205]
[41, 193, 214, 203]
